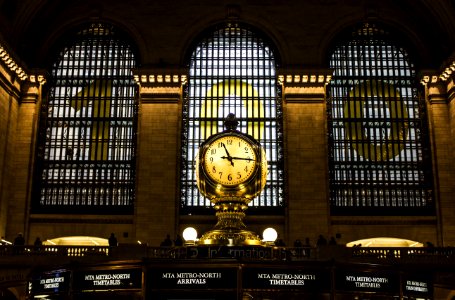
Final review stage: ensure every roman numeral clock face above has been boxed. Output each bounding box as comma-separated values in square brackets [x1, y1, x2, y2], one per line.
[203, 136, 257, 186]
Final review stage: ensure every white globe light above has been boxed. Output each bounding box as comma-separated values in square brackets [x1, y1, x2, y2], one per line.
[262, 227, 278, 242]
[182, 227, 198, 241]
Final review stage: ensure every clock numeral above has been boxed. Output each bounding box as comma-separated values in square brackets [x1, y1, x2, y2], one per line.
[211, 149, 216, 155]
[210, 157, 213, 162]
[244, 147, 249, 153]
[227, 139, 233, 145]
[212, 166, 216, 173]
[218, 172, 223, 179]
[244, 166, 248, 172]
[246, 156, 251, 163]
[217, 142, 224, 148]
[237, 172, 241, 179]
[227, 174, 232, 181]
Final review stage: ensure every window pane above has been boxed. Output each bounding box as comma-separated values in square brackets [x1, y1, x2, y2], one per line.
[180, 24, 284, 214]
[33, 23, 138, 214]
[328, 23, 433, 215]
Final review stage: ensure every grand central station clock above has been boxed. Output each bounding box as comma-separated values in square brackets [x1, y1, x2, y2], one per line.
[196, 113, 267, 246]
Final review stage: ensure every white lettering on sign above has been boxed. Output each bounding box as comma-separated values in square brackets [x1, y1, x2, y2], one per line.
[346, 275, 388, 289]
[84, 273, 131, 286]
[406, 280, 428, 292]
[161, 272, 222, 285]
[257, 273, 317, 286]
[39, 276, 65, 289]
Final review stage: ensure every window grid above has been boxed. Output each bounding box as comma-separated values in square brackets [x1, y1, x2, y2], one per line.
[328, 23, 433, 215]
[181, 24, 284, 215]
[33, 23, 138, 214]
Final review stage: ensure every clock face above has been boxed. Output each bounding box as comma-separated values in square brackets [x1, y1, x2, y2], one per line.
[203, 135, 257, 186]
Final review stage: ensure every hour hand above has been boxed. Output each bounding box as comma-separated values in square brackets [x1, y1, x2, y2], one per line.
[221, 155, 235, 166]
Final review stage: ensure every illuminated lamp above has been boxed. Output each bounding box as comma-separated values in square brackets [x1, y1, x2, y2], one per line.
[262, 228, 278, 245]
[182, 227, 198, 245]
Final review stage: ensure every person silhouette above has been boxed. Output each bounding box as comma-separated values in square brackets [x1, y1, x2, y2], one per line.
[108, 233, 118, 247]
[316, 235, 327, 246]
[160, 234, 172, 247]
[174, 234, 183, 246]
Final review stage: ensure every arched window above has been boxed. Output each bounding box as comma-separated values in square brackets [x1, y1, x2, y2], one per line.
[33, 23, 138, 214]
[328, 23, 433, 215]
[180, 23, 284, 215]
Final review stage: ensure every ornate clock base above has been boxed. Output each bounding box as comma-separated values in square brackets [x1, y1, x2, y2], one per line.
[198, 201, 264, 246]
[198, 229, 263, 246]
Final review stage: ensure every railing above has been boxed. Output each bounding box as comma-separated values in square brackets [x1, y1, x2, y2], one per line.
[0, 245, 109, 257]
[1, 245, 454, 264]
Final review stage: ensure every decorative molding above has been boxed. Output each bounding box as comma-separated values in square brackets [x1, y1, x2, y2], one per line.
[278, 68, 333, 103]
[0, 45, 27, 81]
[20, 71, 47, 104]
[279, 69, 332, 103]
[133, 68, 186, 103]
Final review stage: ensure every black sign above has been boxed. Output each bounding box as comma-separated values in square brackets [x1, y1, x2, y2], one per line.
[148, 267, 237, 290]
[29, 270, 70, 295]
[336, 270, 399, 293]
[403, 275, 432, 297]
[73, 268, 142, 291]
[174, 246, 280, 259]
[243, 267, 331, 291]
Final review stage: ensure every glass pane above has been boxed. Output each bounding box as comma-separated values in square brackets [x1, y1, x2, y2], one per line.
[33, 23, 137, 213]
[181, 24, 284, 214]
[327, 23, 433, 215]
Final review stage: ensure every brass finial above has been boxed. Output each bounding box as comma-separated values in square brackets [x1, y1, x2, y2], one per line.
[224, 113, 238, 131]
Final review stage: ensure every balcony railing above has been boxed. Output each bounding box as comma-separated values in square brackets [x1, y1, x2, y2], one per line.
[0, 244, 454, 265]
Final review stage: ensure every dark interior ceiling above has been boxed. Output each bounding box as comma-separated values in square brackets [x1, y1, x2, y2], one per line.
[0, 0, 454, 71]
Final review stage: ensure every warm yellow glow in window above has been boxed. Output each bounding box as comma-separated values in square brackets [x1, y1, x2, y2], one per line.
[346, 237, 423, 247]
[43, 236, 109, 246]
[200, 79, 264, 140]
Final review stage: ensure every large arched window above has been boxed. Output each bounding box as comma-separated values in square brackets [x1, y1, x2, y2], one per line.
[328, 23, 433, 215]
[180, 23, 284, 215]
[33, 23, 138, 214]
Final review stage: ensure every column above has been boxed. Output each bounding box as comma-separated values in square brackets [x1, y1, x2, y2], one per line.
[133, 68, 186, 246]
[8, 72, 46, 242]
[281, 69, 332, 245]
[422, 68, 455, 246]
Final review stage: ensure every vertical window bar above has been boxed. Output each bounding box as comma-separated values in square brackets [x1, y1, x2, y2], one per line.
[33, 23, 137, 214]
[327, 23, 433, 215]
[181, 24, 284, 214]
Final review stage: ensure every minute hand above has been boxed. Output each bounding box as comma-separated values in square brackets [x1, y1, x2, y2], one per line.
[230, 156, 255, 162]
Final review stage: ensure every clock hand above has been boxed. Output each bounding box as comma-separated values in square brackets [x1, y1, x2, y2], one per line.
[230, 156, 255, 162]
[221, 155, 235, 166]
[221, 143, 234, 166]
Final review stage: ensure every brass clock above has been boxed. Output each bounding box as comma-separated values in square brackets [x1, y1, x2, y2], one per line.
[196, 114, 268, 246]
[196, 114, 267, 201]
[203, 135, 257, 186]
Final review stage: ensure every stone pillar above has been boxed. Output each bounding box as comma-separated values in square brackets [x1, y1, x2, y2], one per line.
[422, 70, 455, 246]
[0, 62, 22, 238]
[280, 69, 332, 245]
[8, 73, 46, 243]
[133, 69, 186, 246]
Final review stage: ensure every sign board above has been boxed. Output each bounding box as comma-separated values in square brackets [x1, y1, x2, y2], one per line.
[29, 270, 70, 296]
[73, 268, 142, 291]
[403, 274, 432, 297]
[243, 267, 331, 291]
[148, 267, 238, 290]
[336, 269, 399, 293]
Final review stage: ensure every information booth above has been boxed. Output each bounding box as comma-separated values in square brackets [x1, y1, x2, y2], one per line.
[25, 249, 436, 300]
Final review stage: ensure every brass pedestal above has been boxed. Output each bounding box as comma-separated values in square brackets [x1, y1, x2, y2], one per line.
[198, 200, 263, 246]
